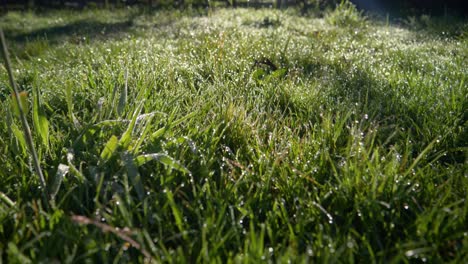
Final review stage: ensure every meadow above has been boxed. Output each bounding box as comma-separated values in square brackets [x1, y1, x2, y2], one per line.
[0, 2, 467, 262]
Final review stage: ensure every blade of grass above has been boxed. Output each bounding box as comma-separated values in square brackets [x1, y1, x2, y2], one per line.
[100, 135, 119, 163]
[117, 68, 128, 117]
[0, 28, 50, 208]
[0, 192, 15, 207]
[119, 102, 144, 150]
[134, 153, 190, 174]
[165, 189, 187, 240]
[32, 85, 49, 150]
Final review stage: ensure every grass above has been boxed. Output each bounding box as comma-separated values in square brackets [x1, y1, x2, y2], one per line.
[0, 3, 467, 262]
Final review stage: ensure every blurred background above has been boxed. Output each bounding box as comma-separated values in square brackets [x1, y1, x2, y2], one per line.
[1, 0, 467, 16]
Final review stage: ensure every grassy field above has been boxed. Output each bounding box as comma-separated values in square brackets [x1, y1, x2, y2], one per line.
[0, 3, 467, 262]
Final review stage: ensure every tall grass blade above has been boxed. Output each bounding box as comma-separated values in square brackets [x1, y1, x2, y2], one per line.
[404, 138, 437, 176]
[32, 86, 49, 150]
[117, 68, 128, 116]
[0, 29, 50, 206]
[165, 189, 186, 239]
[119, 102, 143, 150]
[64, 82, 80, 129]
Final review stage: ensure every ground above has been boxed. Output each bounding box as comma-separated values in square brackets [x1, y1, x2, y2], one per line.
[0, 4, 467, 263]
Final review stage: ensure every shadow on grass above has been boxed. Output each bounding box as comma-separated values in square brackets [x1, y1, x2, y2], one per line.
[336, 62, 465, 164]
[282, 54, 466, 164]
[5, 18, 135, 45]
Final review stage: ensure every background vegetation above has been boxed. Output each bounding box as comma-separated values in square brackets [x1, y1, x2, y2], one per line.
[2, 0, 468, 16]
[0, 1, 467, 262]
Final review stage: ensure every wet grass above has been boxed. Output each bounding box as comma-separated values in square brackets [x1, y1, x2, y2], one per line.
[0, 3, 467, 263]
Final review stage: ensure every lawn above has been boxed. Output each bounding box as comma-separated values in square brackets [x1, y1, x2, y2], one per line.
[0, 3, 467, 262]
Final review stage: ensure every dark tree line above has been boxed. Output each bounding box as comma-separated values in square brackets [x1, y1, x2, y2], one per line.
[352, 0, 468, 16]
[1, 0, 467, 16]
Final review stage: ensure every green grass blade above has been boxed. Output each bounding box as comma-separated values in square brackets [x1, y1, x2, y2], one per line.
[119, 102, 143, 150]
[10, 123, 27, 156]
[165, 189, 186, 239]
[117, 69, 128, 116]
[134, 153, 190, 174]
[32, 86, 49, 150]
[99, 135, 119, 163]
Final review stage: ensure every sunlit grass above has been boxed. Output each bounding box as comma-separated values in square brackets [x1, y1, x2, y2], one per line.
[0, 4, 467, 262]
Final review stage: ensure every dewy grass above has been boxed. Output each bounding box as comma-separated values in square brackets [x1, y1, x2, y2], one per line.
[0, 4, 467, 263]
[0, 29, 50, 208]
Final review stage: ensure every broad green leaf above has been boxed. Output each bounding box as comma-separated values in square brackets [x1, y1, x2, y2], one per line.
[32, 87, 49, 149]
[10, 91, 29, 118]
[11, 123, 27, 156]
[100, 135, 119, 162]
[38, 115, 49, 147]
[150, 127, 166, 141]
